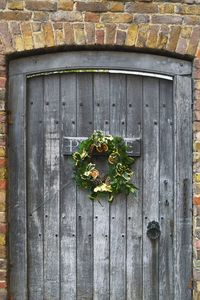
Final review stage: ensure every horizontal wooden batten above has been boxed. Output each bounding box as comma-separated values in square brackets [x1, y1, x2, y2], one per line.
[63, 136, 141, 156]
[9, 51, 192, 77]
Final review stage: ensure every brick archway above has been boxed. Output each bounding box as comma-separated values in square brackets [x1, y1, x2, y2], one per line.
[0, 1, 200, 299]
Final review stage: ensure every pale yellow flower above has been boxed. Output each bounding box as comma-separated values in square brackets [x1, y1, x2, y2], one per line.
[80, 149, 88, 159]
[94, 183, 112, 193]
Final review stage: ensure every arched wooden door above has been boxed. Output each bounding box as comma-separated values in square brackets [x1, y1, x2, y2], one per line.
[8, 52, 192, 300]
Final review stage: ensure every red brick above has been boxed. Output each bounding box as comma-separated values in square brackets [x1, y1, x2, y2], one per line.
[95, 29, 104, 45]
[42, 23, 55, 47]
[157, 25, 169, 49]
[116, 30, 126, 45]
[105, 24, 116, 45]
[146, 25, 159, 49]
[76, 2, 108, 12]
[126, 3, 158, 13]
[110, 3, 124, 12]
[136, 24, 149, 47]
[0, 282, 6, 289]
[0, 90, 5, 101]
[133, 14, 150, 24]
[0, 168, 6, 180]
[176, 37, 187, 55]
[184, 16, 200, 25]
[0, 0, 6, 9]
[9, 22, 21, 35]
[21, 22, 33, 50]
[194, 196, 200, 205]
[0, 114, 6, 123]
[32, 23, 42, 32]
[0, 70, 6, 79]
[0, 11, 32, 21]
[192, 69, 200, 79]
[0, 56, 5, 66]
[84, 12, 100, 23]
[7, 1, 24, 10]
[51, 11, 82, 22]
[74, 23, 85, 45]
[58, 0, 73, 11]
[194, 121, 200, 132]
[0, 271, 6, 281]
[166, 26, 181, 52]
[0, 23, 12, 50]
[0, 79, 6, 90]
[85, 23, 95, 44]
[0, 158, 6, 167]
[26, 1, 57, 11]
[0, 246, 6, 259]
[101, 13, 132, 23]
[53, 23, 63, 30]
[152, 15, 182, 24]
[0, 260, 6, 270]
[33, 12, 49, 22]
[194, 90, 200, 100]
[187, 27, 200, 56]
[0, 225, 6, 235]
[178, 4, 200, 15]
[194, 58, 200, 69]
[0, 181, 6, 190]
[64, 23, 74, 44]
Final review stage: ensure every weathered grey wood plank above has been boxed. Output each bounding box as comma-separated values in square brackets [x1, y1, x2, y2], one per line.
[8, 74, 27, 300]
[109, 74, 127, 300]
[143, 77, 160, 300]
[93, 73, 110, 300]
[126, 75, 143, 300]
[60, 73, 77, 300]
[10, 51, 192, 77]
[27, 76, 44, 299]
[159, 79, 174, 300]
[76, 73, 93, 300]
[43, 75, 60, 299]
[174, 76, 192, 300]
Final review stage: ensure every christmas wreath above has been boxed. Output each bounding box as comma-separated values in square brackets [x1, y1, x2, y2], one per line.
[72, 130, 137, 202]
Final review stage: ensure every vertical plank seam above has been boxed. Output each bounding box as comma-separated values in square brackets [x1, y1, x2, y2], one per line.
[141, 76, 144, 300]
[172, 78, 175, 300]
[108, 73, 111, 299]
[59, 74, 61, 300]
[92, 73, 94, 299]
[173, 76, 177, 299]
[125, 75, 128, 300]
[43, 76, 46, 297]
[142, 76, 144, 300]
[75, 73, 78, 299]
[42, 76, 45, 298]
[158, 79, 161, 299]
[24, 75, 28, 299]
[26, 77, 29, 300]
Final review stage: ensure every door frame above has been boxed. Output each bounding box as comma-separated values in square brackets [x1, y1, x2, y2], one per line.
[8, 51, 192, 299]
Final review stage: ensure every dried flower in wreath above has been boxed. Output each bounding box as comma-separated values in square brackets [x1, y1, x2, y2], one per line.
[72, 130, 137, 203]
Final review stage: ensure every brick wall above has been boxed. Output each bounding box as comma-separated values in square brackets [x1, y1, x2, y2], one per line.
[0, 0, 200, 299]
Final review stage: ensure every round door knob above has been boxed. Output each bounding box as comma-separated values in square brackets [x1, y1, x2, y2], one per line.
[147, 221, 161, 240]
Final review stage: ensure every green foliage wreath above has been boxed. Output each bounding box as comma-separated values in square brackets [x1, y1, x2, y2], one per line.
[72, 130, 137, 202]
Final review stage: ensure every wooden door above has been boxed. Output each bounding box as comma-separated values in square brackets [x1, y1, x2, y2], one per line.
[8, 52, 192, 300]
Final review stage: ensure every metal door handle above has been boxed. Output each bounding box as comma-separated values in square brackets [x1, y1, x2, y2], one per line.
[147, 221, 161, 240]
